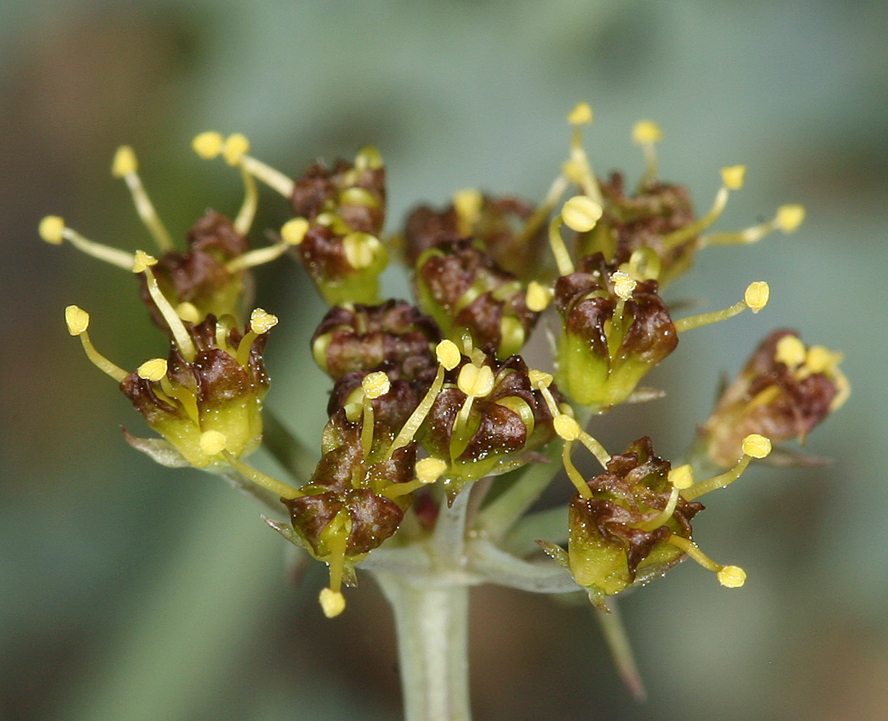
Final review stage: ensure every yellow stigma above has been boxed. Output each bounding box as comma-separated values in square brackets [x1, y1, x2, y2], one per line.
[744, 281, 770, 313]
[717, 565, 747, 588]
[775, 334, 807, 368]
[65, 305, 90, 336]
[742, 434, 772, 459]
[669, 464, 694, 490]
[362, 371, 391, 400]
[457, 363, 494, 397]
[199, 430, 228, 456]
[192, 131, 224, 160]
[415, 457, 448, 484]
[319, 588, 346, 618]
[137, 358, 168, 381]
[526, 281, 551, 312]
[132, 250, 158, 273]
[561, 195, 603, 233]
[612, 271, 636, 300]
[222, 133, 250, 166]
[554, 414, 581, 441]
[776, 204, 805, 232]
[281, 217, 309, 245]
[632, 120, 662, 145]
[249, 308, 278, 334]
[567, 102, 592, 125]
[720, 165, 747, 190]
[39, 216, 65, 244]
[111, 145, 138, 177]
[436, 339, 461, 371]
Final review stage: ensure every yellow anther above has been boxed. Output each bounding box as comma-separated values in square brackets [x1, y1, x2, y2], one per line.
[567, 102, 592, 125]
[436, 339, 461, 371]
[222, 133, 250, 166]
[806, 345, 841, 374]
[199, 430, 228, 455]
[669, 464, 694, 490]
[192, 131, 224, 159]
[453, 188, 483, 231]
[354, 145, 383, 170]
[319, 588, 346, 618]
[744, 281, 769, 313]
[137, 358, 168, 381]
[457, 363, 495, 397]
[775, 334, 807, 368]
[249, 308, 278, 334]
[717, 565, 747, 588]
[176, 302, 201, 324]
[561, 195, 603, 233]
[632, 120, 662, 145]
[281, 217, 309, 245]
[111, 145, 138, 177]
[528, 369, 553, 389]
[65, 305, 90, 336]
[526, 281, 552, 312]
[132, 250, 158, 273]
[554, 414, 581, 441]
[741, 434, 772, 459]
[39, 216, 65, 244]
[362, 371, 391, 400]
[776, 204, 805, 232]
[720, 165, 746, 190]
[415, 457, 448, 484]
[342, 232, 379, 269]
[612, 271, 637, 300]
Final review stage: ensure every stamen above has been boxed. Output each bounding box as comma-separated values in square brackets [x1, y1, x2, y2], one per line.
[562, 195, 603, 233]
[526, 281, 552, 312]
[681, 434, 771, 501]
[39, 217, 135, 270]
[382, 458, 448, 500]
[385, 363, 447, 458]
[561, 439, 591, 498]
[436, 339, 462, 371]
[222, 450, 301, 499]
[625, 248, 661, 282]
[452, 188, 483, 237]
[235, 308, 278, 367]
[674, 281, 770, 333]
[548, 216, 576, 277]
[111, 146, 174, 252]
[65, 305, 128, 382]
[700, 204, 806, 247]
[611, 271, 636, 301]
[360, 371, 390, 458]
[176, 302, 202, 324]
[192, 131, 224, 159]
[632, 120, 662, 186]
[233, 164, 258, 236]
[354, 145, 384, 170]
[135, 251, 197, 362]
[281, 218, 309, 245]
[565, 102, 603, 204]
[667, 535, 746, 587]
[553, 415, 610, 486]
[637, 487, 680, 532]
[662, 166, 747, 251]
[238, 151, 296, 199]
[775, 334, 807, 369]
[199, 430, 228, 456]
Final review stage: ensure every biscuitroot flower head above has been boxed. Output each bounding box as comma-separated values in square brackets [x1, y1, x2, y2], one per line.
[43, 104, 848, 716]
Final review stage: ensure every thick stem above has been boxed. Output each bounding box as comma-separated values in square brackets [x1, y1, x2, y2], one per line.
[374, 572, 472, 721]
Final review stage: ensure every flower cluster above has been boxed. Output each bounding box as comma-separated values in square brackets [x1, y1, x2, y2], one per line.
[43, 104, 847, 625]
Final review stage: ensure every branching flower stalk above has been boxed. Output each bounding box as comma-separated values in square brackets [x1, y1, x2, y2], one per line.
[41, 104, 848, 720]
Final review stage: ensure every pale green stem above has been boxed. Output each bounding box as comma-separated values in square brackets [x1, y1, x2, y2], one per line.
[374, 572, 472, 721]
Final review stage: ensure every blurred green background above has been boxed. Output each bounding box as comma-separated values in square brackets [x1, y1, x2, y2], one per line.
[2, 1, 887, 719]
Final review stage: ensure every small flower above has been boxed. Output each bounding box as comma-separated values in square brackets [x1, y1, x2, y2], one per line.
[65, 251, 276, 469]
[413, 239, 538, 358]
[700, 330, 850, 468]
